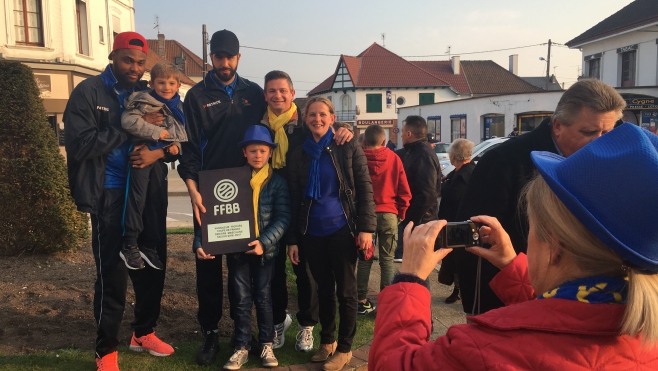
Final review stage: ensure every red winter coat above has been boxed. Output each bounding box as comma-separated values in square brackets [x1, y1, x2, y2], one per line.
[363, 147, 411, 220]
[369, 254, 658, 370]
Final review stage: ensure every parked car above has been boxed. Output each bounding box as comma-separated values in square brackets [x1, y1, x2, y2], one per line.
[440, 137, 509, 175]
[434, 142, 451, 161]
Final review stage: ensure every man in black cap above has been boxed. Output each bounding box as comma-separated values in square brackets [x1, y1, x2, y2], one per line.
[178, 29, 268, 367]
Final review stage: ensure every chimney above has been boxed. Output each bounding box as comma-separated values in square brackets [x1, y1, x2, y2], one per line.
[157, 33, 165, 59]
[509, 54, 518, 75]
[451, 56, 460, 75]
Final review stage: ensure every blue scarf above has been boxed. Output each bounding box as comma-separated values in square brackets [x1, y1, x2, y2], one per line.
[99, 64, 135, 113]
[538, 275, 627, 304]
[149, 90, 185, 126]
[303, 130, 334, 200]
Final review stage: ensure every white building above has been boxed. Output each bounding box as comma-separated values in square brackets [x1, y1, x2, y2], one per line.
[308, 43, 540, 146]
[397, 91, 564, 145]
[0, 0, 136, 146]
[566, 0, 658, 133]
[0, 1, 197, 153]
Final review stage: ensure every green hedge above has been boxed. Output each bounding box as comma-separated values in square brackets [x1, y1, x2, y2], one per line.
[0, 61, 87, 255]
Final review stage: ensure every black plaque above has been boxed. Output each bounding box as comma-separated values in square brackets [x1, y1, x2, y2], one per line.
[199, 167, 255, 255]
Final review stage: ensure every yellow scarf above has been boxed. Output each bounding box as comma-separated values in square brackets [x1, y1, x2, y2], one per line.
[267, 102, 296, 169]
[250, 163, 270, 237]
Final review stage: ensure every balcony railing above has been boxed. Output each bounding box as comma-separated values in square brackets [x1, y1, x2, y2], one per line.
[336, 110, 357, 122]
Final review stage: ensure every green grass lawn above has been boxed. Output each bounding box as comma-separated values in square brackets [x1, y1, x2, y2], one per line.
[0, 247, 376, 370]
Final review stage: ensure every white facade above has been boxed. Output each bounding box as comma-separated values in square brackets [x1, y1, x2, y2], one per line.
[1, 0, 135, 71]
[316, 87, 463, 142]
[1, 0, 135, 152]
[396, 91, 564, 145]
[577, 28, 658, 87]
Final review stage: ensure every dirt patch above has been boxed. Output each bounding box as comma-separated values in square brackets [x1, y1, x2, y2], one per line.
[0, 234, 277, 354]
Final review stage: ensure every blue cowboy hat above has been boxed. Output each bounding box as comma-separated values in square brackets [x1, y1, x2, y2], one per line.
[238, 125, 278, 149]
[530, 123, 658, 271]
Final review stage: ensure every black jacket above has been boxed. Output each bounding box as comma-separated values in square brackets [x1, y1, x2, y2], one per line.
[438, 162, 476, 222]
[287, 137, 376, 245]
[63, 75, 148, 213]
[229, 168, 291, 262]
[396, 139, 442, 226]
[454, 118, 558, 314]
[178, 74, 266, 183]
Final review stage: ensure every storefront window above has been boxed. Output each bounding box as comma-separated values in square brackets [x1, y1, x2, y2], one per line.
[450, 115, 466, 142]
[517, 113, 552, 133]
[483, 115, 504, 139]
[427, 115, 441, 141]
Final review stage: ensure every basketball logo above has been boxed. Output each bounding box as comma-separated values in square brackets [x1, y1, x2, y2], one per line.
[214, 179, 238, 203]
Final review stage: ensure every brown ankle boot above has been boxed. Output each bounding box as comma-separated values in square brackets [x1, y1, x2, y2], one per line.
[311, 341, 336, 362]
[323, 351, 352, 371]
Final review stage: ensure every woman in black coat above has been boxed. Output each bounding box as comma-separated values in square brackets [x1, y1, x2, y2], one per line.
[286, 96, 376, 371]
[437, 139, 476, 303]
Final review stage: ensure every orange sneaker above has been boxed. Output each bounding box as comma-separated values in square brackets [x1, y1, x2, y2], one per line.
[96, 351, 119, 371]
[129, 332, 174, 357]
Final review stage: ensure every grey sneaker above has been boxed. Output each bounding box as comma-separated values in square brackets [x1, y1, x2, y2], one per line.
[139, 247, 164, 270]
[120, 244, 145, 270]
[260, 343, 278, 368]
[272, 314, 292, 349]
[295, 325, 314, 352]
[223, 347, 249, 370]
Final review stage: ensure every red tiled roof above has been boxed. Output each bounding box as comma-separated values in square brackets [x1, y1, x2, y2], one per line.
[410, 61, 470, 94]
[144, 50, 197, 86]
[147, 37, 212, 77]
[460, 61, 540, 95]
[309, 43, 451, 95]
[308, 43, 539, 97]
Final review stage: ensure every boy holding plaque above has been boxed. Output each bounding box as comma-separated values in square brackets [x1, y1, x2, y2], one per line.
[222, 125, 291, 370]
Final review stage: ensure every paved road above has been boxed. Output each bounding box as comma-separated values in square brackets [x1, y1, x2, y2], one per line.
[167, 196, 193, 228]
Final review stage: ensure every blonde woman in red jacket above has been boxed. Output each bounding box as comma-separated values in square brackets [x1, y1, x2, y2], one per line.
[369, 123, 658, 371]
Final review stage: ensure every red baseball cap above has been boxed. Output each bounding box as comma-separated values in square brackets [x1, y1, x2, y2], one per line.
[109, 31, 148, 58]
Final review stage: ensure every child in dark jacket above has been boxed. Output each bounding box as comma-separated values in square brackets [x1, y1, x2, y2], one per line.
[119, 61, 188, 270]
[223, 125, 291, 370]
[356, 124, 411, 315]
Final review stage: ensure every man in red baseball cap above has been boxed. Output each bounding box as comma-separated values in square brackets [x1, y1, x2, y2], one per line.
[64, 31, 174, 371]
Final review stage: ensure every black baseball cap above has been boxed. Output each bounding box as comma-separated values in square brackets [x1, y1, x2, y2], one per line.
[210, 30, 239, 56]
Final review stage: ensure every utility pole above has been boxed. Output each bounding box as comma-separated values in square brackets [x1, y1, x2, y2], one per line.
[202, 24, 208, 79]
[545, 39, 552, 90]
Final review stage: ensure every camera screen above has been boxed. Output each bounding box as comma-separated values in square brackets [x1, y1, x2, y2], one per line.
[434, 221, 481, 250]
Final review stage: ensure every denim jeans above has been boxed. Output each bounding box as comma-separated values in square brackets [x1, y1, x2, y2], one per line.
[357, 212, 398, 300]
[227, 253, 275, 348]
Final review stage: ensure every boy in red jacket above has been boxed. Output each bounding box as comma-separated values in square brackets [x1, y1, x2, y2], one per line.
[356, 125, 412, 315]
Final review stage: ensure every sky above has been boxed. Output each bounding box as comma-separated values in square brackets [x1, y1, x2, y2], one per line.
[134, 0, 634, 95]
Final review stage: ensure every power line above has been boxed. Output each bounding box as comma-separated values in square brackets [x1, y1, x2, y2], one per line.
[241, 42, 551, 58]
[402, 43, 548, 57]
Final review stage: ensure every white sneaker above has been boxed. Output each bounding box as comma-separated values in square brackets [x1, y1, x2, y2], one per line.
[272, 313, 292, 349]
[223, 347, 249, 370]
[295, 325, 314, 352]
[260, 343, 278, 367]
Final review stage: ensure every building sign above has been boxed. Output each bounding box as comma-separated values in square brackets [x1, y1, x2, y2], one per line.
[34, 74, 51, 96]
[386, 90, 392, 109]
[641, 111, 658, 133]
[617, 44, 638, 54]
[621, 94, 658, 109]
[357, 119, 396, 126]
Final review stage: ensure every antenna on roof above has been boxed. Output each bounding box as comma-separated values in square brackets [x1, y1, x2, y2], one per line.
[446, 46, 451, 60]
[381, 33, 385, 47]
[154, 15, 160, 34]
